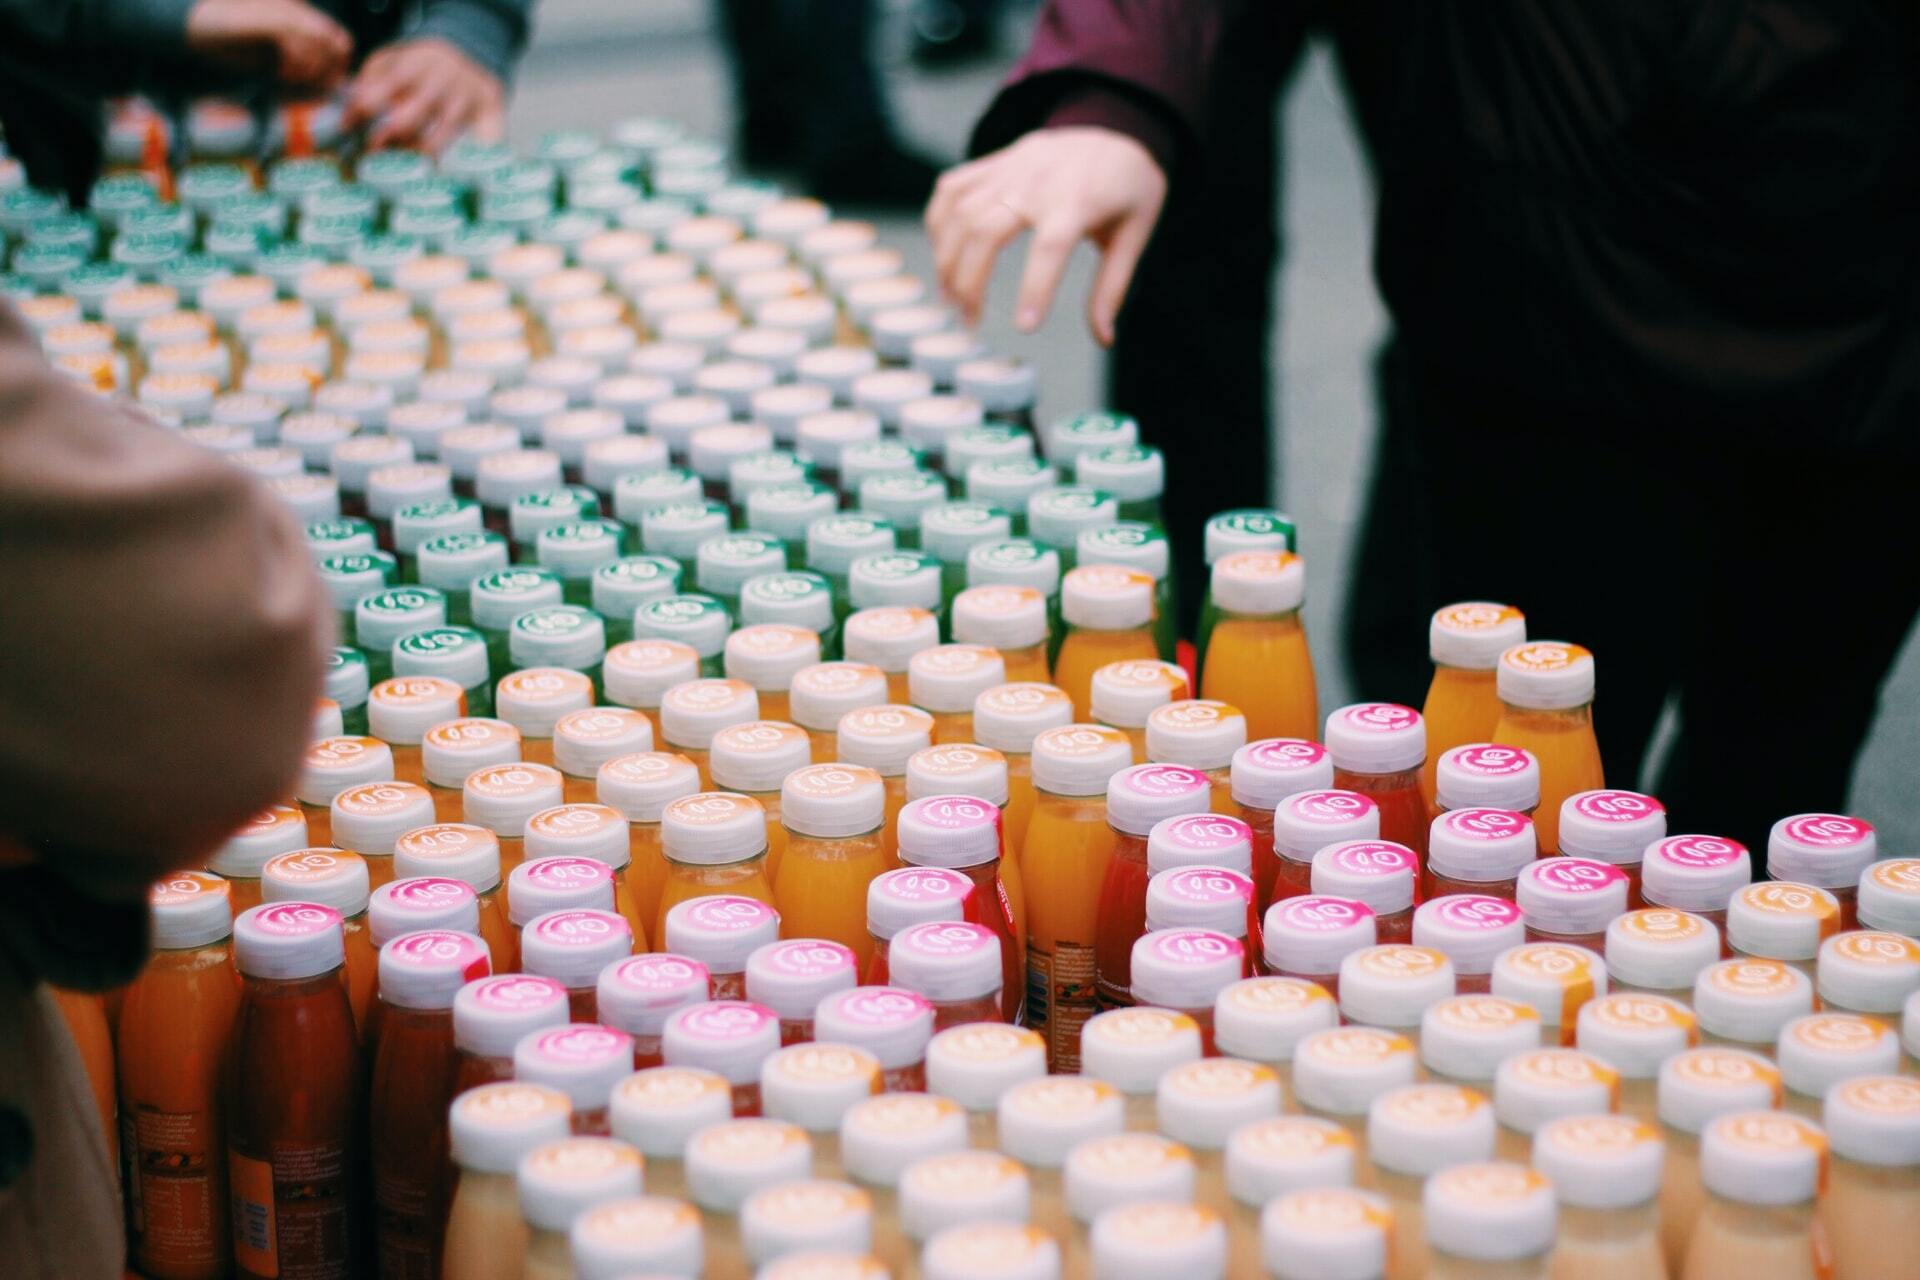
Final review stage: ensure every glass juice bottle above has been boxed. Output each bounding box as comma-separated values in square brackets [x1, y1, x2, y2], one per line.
[997, 1075, 1126, 1248]
[1857, 857, 1920, 939]
[1413, 894, 1526, 995]
[655, 793, 779, 946]
[1767, 813, 1877, 930]
[520, 907, 635, 1021]
[898, 1149, 1034, 1267]
[887, 921, 1010, 1030]
[1490, 942, 1609, 1047]
[661, 1000, 784, 1116]
[1493, 1048, 1620, 1164]
[724, 623, 822, 724]
[1642, 836, 1753, 939]
[1146, 700, 1247, 814]
[1090, 658, 1190, 763]
[1311, 839, 1418, 945]
[1156, 1055, 1283, 1277]
[551, 705, 654, 804]
[840, 1093, 970, 1277]
[836, 703, 937, 863]
[1605, 908, 1721, 999]
[1420, 603, 1527, 805]
[595, 749, 702, 938]
[952, 585, 1051, 684]
[658, 678, 761, 789]
[1433, 742, 1541, 815]
[746, 938, 860, 1045]
[259, 849, 377, 1032]
[1489, 642, 1602, 856]
[924, 1022, 1048, 1149]
[461, 760, 565, 880]
[1818, 928, 1920, 1021]
[1198, 550, 1318, 743]
[1262, 896, 1378, 998]
[511, 1022, 635, 1137]
[606, 1065, 734, 1204]
[1145, 867, 1255, 942]
[441, 1082, 573, 1280]
[1267, 789, 1379, 908]
[600, 637, 700, 738]
[522, 804, 650, 948]
[1423, 1162, 1558, 1280]
[896, 793, 1024, 1013]
[707, 719, 814, 885]
[1094, 763, 1215, 1012]
[1225, 1114, 1359, 1244]
[789, 661, 891, 762]
[1053, 566, 1159, 720]
[1725, 881, 1840, 978]
[842, 606, 940, 704]
[1324, 702, 1430, 870]
[1080, 1006, 1204, 1131]
[814, 986, 938, 1093]
[1260, 1188, 1392, 1280]
[908, 643, 1008, 744]
[865, 866, 973, 984]
[298, 735, 395, 848]
[1558, 789, 1667, 909]
[210, 805, 310, 919]
[369, 878, 482, 956]
[1335, 946, 1457, 1054]
[515, 1136, 645, 1280]
[367, 674, 465, 785]
[1574, 993, 1700, 1128]
[421, 717, 523, 823]
[1420, 994, 1544, 1092]
[760, 1042, 884, 1183]
[568, 1195, 706, 1280]
[1060, 1133, 1197, 1279]
[1517, 857, 1632, 951]
[973, 682, 1075, 869]
[452, 974, 570, 1094]
[329, 780, 438, 890]
[597, 953, 711, 1069]
[1227, 739, 1333, 911]
[1822, 1074, 1920, 1280]
[1683, 1111, 1828, 1280]
[740, 1178, 876, 1271]
[1366, 1082, 1499, 1280]
[1212, 978, 1340, 1107]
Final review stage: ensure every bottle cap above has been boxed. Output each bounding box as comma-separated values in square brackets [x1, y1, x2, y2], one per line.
[495, 668, 594, 741]
[866, 868, 973, 941]
[723, 625, 821, 694]
[760, 1042, 884, 1134]
[1413, 895, 1527, 977]
[598, 953, 711, 1038]
[1212, 977, 1338, 1064]
[746, 483, 837, 544]
[771, 763, 882, 839]
[899, 1151, 1030, 1242]
[521, 908, 633, 989]
[1148, 815, 1253, 877]
[210, 806, 309, 879]
[608, 1066, 734, 1156]
[1496, 642, 1594, 710]
[842, 607, 938, 674]
[149, 872, 234, 949]
[1693, 958, 1815, 1044]
[1260, 1188, 1391, 1280]
[1515, 857, 1630, 935]
[1823, 1075, 1920, 1166]
[971, 683, 1074, 755]
[1061, 565, 1154, 630]
[1044, 411, 1137, 464]
[897, 795, 1002, 869]
[890, 921, 1003, 1003]
[1490, 943, 1608, 1033]
[925, 1023, 1047, 1113]
[1493, 1048, 1619, 1135]
[1859, 858, 1920, 936]
[788, 662, 889, 733]
[1323, 703, 1425, 775]
[602, 638, 700, 709]
[740, 1179, 874, 1265]
[596, 751, 701, 823]
[634, 592, 731, 660]
[1419, 995, 1542, 1082]
[357, 589, 449, 655]
[908, 645, 1007, 714]
[1145, 867, 1254, 936]
[1658, 1046, 1785, 1132]
[1727, 881, 1841, 961]
[415, 530, 510, 597]
[1106, 763, 1212, 836]
[965, 539, 1059, 596]
[1367, 1083, 1497, 1176]
[1818, 930, 1920, 1014]
[1130, 929, 1245, 1011]
[582, 432, 670, 493]
[1423, 1164, 1556, 1261]
[1558, 790, 1667, 864]
[331, 781, 436, 857]
[1089, 1202, 1225, 1280]
[921, 503, 1014, 570]
[508, 856, 616, 926]
[462, 762, 565, 837]
[1336, 945, 1455, 1029]
[951, 586, 1047, 651]
[569, 1195, 703, 1278]
[847, 548, 945, 614]
[1145, 701, 1245, 773]
[613, 468, 700, 525]
[1063, 1134, 1195, 1224]
[1226, 1117, 1357, 1211]
[1574, 993, 1698, 1079]
[661, 1000, 783, 1085]
[841, 1093, 969, 1188]
[1029, 724, 1133, 796]
[233, 902, 344, 979]
[1767, 814, 1878, 889]
[1081, 1007, 1203, 1095]
[1309, 840, 1418, 916]
[1228, 740, 1334, 812]
[1272, 791, 1379, 859]
[1700, 1111, 1827, 1205]
[1026, 488, 1119, 554]
[1641, 835, 1752, 913]
[369, 877, 480, 948]
[709, 721, 812, 795]
[550, 709, 653, 782]
[525, 804, 631, 872]
[663, 895, 780, 972]
[659, 680, 759, 750]
[966, 459, 1056, 515]
[996, 1076, 1125, 1167]
[1263, 896, 1377, 978]
[366, 675, 465, 747]
[1778, 1012, 1901, 1099]
[952, 356, 1036, 414]
[814, 987, 936, 1071]
[746, 940, 859, 1020]
[1156, 1057, 1283, 1149]
[299, 736, 395, 807]
[739, 572, 837, 634]
[1207, 549, 1304, 615]
[261, 848, 371, 918]
[905, 745, 1009, 807]
[836, 704, 936, 775]
[1605, 909, 1721, 991]
[449, 1082, 573, 1174]
[1433, 744, 1541, 812]
[1428, 603, 1526, 669]
[516, 1136, 646, 1232]
[377, 929, 492, 1009]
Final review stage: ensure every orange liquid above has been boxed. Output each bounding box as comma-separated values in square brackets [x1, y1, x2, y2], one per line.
[761, 691, 792, 722]
[299, 801, 333, 849]
[342, 915, 378, 1035]
[775, 829, 892, 968]
[882, 775, 908, 865]
[1093, 834, 1152, 1011]
[654, 855, 778, 943]
[886, 671, 912, 703]
[1488, 704, 1604, 855]
[1055, 627, 1159, 720]
[475, 888, 518, 974]
[226, 877, 265, 919]
[392, 744, 425, 787]
[522, 736, 556, 768]
[561, 771, 596, 804]
[750, 789, 790, 886]
[610, 877, 652, 952]
[1420, 665, 1502, 804]
[1199, 613, 1318, 743]
[627, 824, 670, 939]
[54, 989, 117, 1175]
[117, 942, 243, 1280]
[1004, 753, 1036, 868]
[806, 729, 839, 763]
[1021, 791, 1118, 1072]
[931, 711, 975, 745]
[668, 744, 713, 790]
[364, 855, 397, 892]
[1001, 643, 1051, 685]
[428, 783, 464, 823]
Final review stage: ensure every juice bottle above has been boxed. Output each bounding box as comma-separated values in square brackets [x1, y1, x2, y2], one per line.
[1089, 658, 1190, 762]
[1767, 813, 1877, 929]
[1420, 994, 1544, 1091]
[452, 974, 571, 1093]
[1230, 739, 1336, 910]
[659, 678, 761, 788]
[595, 749, 702, 934]
[495, 667, 596, 766]
[568, 1195, 705, 1279]
[1683, 1111, 1828, 1280]
[1420, 603, 1527, 805]
[925, 1022, 1049, 1148]
[515, 1136, 645, 1280]
[1149, 814, 1254, 879]
[368, 877, 482, 951]
[468, 567, 564, 676]
[551, 706, 654, 804]
[118, 872, 242, 1280]
[600, 637, 700, 736]
[1493, 1048, 1620, 1162]
[326, 649, 373, 737]
[724, 623, 823, 723]
[1859, 857, 1920, 938]
[974, 683, 1076, 868]
[1423, 1162, 1557, 1280]
[952, 586, 1051, 683]
[1693, 958, 1815, 1050]
[1262, 896, 1377, 997]
[1777, 1011, 1901, 1121]
[441, 1082, 573, 1280]
[655, 793, 779, 945]
[736, 573, 839, 660]
[1822, 1074, 1920, 1280]
[1517, 857, 1632, 951]
[416, 533, 511, 630]
[368, 929, 492, 1276]
[392, 824, 515, 969]
[842, 606, 941, 706]
[607, 1065, 735, 1203]
[807, 513, 897, 607]
[837, 704, 936, 854]
[921, 502, 1018, 603]
[889, 920, 1010, 1029]
[710, 719, 813, 884]
[367, 674, 466, 784]
[210, 805, 309, 917]
[1490, 942, 1609, 1046]
[897, 794, 1024, 1013]
[747, 939, 860, 1044]
[1144, 867, 1255, 938]
[1310, 840, 1418, 944]
[597, 952, 711, 1068]
[1225, 1116, 1359, 1253]
[1211, 978, 1340, 1106]
[840, 1093, 970, 1276]
[760, 1043, 885, 1181]
[997, 1075, 1126, 1246]
[777, 763, 894, 966]
[789, 661, 891, 761]
[1335, 946, 1457, 1048]
[521, 908, 634, 1020]
[1089, 1202, 1228, 1280]
[462, 760, 566, 879]
[1606, 908, 1721, 999]
[899, 1149, 1033, 1263]
[298, 735, 394, 847]
[508, 854, 617, 950]
[1054, 566, 1160, 720]
[1642, 836, 1752, 938]
[908, 644, 1008, 744]
[513, 1023, 637, 1136]
[1574, 993, 1699, 1127]
[421, 717, 523, 823]
[1819, 929, 1920, 1019]
[662, 894, 781, 1002]
[259, 849, 377, 1031]
[1095, 763, 1215, 1011]
[1434, 742, 1541, 814]
[865, 866, 974, 983]
[1062, 1133, 1198, 1277]
[359, 593, 452, 690]
[329, 780, 437, 888]
[1655, 1047, 1785, 1273]
[905, 743, 1014, 823]
[740, 1178, 877, 1269]
[524, 803, 650, 947]
[1366, 1082, 1498, 1280]
[225, 903, 361, 1280]
[1080, 1007, 1204, 1131]
[1146, 701, 1248, 815]
[1325, 703, 1430, 869]
[1268, 789, 1380, 908]
[682, 1117, 819, 1277]
[696, 531, 789, 619]
[1260, 1187, 1392, 1280]
[1725, 881, 1840, 977]
[1413, 895, 1527, 994]
[1558, 790, 1667, 908]
[662, 1000, 785, 1115]
[1027, 486, 1119, 572]
[1198, 550, 1319, 744]
[1157, 1056, 1282, 1272]
[1489, 642, 1603, 855]
[815, 987, 939, 1092]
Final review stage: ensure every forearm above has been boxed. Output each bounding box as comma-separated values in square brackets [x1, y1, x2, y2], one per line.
[413, 0, 533, 84]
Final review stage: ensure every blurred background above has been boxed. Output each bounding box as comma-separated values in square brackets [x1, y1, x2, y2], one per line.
[513, 2, 1915, 839]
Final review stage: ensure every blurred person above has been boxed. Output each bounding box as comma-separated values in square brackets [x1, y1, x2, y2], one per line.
[930, 0, 1920, 852]
[910, 0, 1005, 69]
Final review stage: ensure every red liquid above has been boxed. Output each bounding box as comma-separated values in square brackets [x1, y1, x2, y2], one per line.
[957, 859, 1023, 1023]
[1373, 908, 1415, 945]
[1455, 973, 1494, 995]
[712, 971, 747, 1001]
[1619, 863, 1646, 910]
[1523, 926, 1610, 952]
[572, 1106, 611, 1136]
[1426, 873, 1519, 903]
[931, 992, 1004, 1033]
[864, 937, 891, 985]
[730, 1081, 764, 1117]
[1093, 833, 1153, 1012]
[634, 1037, 664, 1069]
[779, 1018, 815, 1046]
[880, 1063, 927, 1093]
[1269, 850, 1316, 906]
[1182, 1006, 1220, 1056]
[1335, 767, 1431, 883]
[1832, 886, 1861, 932]
[369, 1002, 463, 1278]
[1243, 805, 1280, 911]
[566, 987, 598, 1021]
[452, 1051, 514, 1096]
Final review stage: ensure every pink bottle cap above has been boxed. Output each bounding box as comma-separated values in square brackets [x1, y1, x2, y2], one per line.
[1147, 815, 1254, 877]
[513, 1023, 636, 1111]
[378, 929, 492, 1009]
[1145, 867, 1255, 936]
[1322, 704, 1425, 776]
[1433, 745, 1540, 813]
[233, 902, 344, 979]
[455, 973, 571, 1057]
[813, 987, 936, 1070]
[1229, 738, 1334, 811]
[662, 1000, 784, 1085]
[521, 908, 634, 989]
[663, 895, 782, 973]
[1262, 896, 1377, 977]
[1558, 791, 1667, 865]
[508, 855, 616, 926]
[746, 939, 860, 1020]
[598, 953, 714, 1038]
[1412, 896, 1528, 976]
[1309, 841, 1418, 916]
[1426, 809, 1537, 884]
[867, 867, 974, 941]
[1641, 835, 1753, 914]
[1767, 814, 1878, 889]
[1130, 928, 1245, 1010]
[1272, 791, 1380, 860]
[1516, 858, 1630, 935]
[368, 875, 480, 948]
[1106, 764, 1214, 837]
[889, 921, 1003, 1003]
[897, 795, 1003, 870]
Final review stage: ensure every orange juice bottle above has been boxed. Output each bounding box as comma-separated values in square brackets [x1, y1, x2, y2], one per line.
[897, 1149, 1034, 1263]
[1230, 739, 1336, 910]
[1604, 908, 1721, 998]
[740, 1178, 876, 1270]
[260, 849, 377, 1031]
[710, 719, 814, 884]
[1157, 1057, 1283, 1263]
[777, 763, 893, 965]
[1557, 789, 1667, 906]
[210, 805, 310, 916]
[1224, 1116, 1359, 1251]
[815, 987, 939, 1093]
[1054, 566, 1159, 719]
[1259, 1187, 1391, 1280]
[1211, 978, 1340, 1107]
[567, 1194, 705, 1278]
[1365, 1082, 1497, 1279]
[1655, 1047, 1783, 1274]
[1642, 835, 1753, 935]
[1725, 881, 1840, 977]
[925, 1022, 1048, 1148]
[596, 750, 703, 934]
[1420, 603, 1527, 804]
[298, 734, 394, 847]
[952, 585, 1052, 684]
[1818, 928, 1920, 1019]
[1147, 700, 1247, 811]
[1059, 1132, 1196, 1276]
[1310, 839, 1419, 944]
[495, 667, 595, 767]
[1857, 856, 1920, 937]
[1412, 894, 1526, 995]
[441, 1082, 573, 1280]
[1492, 1048, 1620, 1164]
[523, 803, 650, 947]
[1089, 1201, 1227, 1280]
[1422, 1162, 1557, 1280]
[837, 704, 936, 858]
[392, 823, 515, 970]
[1081, 1007, 1204, 1131]
[790, 661, 891, 761]
[659, 677, 761, 788]
[840, 1093, 970, 1275]
[367, 675, 466, 785]
[973, 682, 1074, 869]
[551, 706, 654, 804]
[1089, 659, 1190, 762]
[601, 637, 701, 737]
[725, 624, 823, 725]
[656, 793, 780, 948]
[1325, 703, 1430, 871]
[368, 877, 482, 952]
[1022, 724, 1133, 1070]
[607, 1066, 737, 1204]
[1268, 789, 1381, 907]
[1574, 993, 1699, 1126]
[1823, 1074, 1920, 1280]
[909, 643, 1008, 743]
[421, 717, 523, 822]
[515, 1136, 645, 1280]
[842, 605, 939, 698]
[1684, 1111, 1827, 1280]
[1489, 942, 1608, 1047]
[512, 1024, 637, 1139]
[519, 908, 634, 1022]
[118, 872, 243, 1280]
[865, 867, 975, 984]
[462, 761, 566, 879]
[1776, 1012, 1900, 1121]
[663, 1001, 786, 1116]
[1530, 1112, 1666, 1280]
[1432, 743, 1541, 814]
[1199, 550, 1319, 744]
[1489, 641, 1602, 855]
[746, 939, 860, 1045]
[330, 780, 436, 888]
[1767, 813, 1878, 929]
[452, 974, 571, 1093]
[598, 953, 713, 1069]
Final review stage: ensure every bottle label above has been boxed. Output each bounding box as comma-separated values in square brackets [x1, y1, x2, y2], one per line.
[230, 1139, 352, 1279]
[1025, 941, 1095, 1071]
[128, 1105, 220, 1270]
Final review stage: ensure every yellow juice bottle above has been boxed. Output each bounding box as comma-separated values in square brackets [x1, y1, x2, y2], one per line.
[421, 717, 523, 823]
[760, 1043, 884, 1182]
[1061, 1132, 1197, 1277]
[568, 1194, 705, 1278]
[495, 667, 595, 768]
[1692, 957, 1815, 1051]
[521, 804, 649, 948]
[1489, 642, 1603, 855]
[601, 637, 702, 740]
[1775, 1011, 1901, 1121]
[1423, 1162, 1557, 1280]
[461, 761, 565, 880]
[1683, 1111, 1828, 1280]
[209, 805, 310, 917]
[1492, 1048, 1620, 1163]
[1145, 700, 1247, 814]
[659, 677, 761, 790]
[836, 704, 936, 863]
[681, 1118, 815, 1278]
[1823, 1074, 1920, 1280]
[925, 1022, 1048, 1148]
[1366, 1082, 1498, 1280]
[1090, 659, 1190, 762]
[972, 682, 1075, 869]
[1259, 1187, 1392, 1280]
[597, 953, 712, 1069]
[1225, 1115, 1360, 1256]
[515, 1136, 645, 1280]
[441, 1082, 574, 1280]
[1574, 993, 1700, 1127]
[1212, 977, 1339, 1107]
[298, 734, 395, 847]
[1292, 1027, 1421, 1158]
[1081, 1007, 1204, 1131]
[1157, 1058, 1283, 1277]
[841, 1093, 970, 1275]
[1531, 1113, 1667, 1280]
[1200, 550, 1319, 744]
[607, 1066, 734, 1202]
[655, 793, 779, 960]
[259, 848, 377, 1031]
[551, 705, 654, 804]
[1054, 566, 1160, 720]
[367, 674, 466, 786]
[790, 661, 892, 763]
[725, 623, 823, 725]
[595, 750, 702, 935]
[843, 606, 940, 704]
[777, 763, 893, 966]
[1420, 603, 1527, 805]
[711, 720, 813, 884]
[952, 585, 1052, 685]
[909, 643, 1008, 744]
[746, 939, 860, 1046]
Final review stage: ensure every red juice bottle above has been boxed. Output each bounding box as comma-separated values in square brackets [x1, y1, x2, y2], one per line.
[663, 895, 782, 1002]
[887, 921, 1007, 1030]
[1411, 895, 1527, 994]
[897, 794, 1023, 1020]
[1425, 807, 1538, 901]
[746, 939, 860, 1044]
[1768, 814, 1879, 930]
[1094, 763, 1215, 1012]
[1268, 789, 1380, 906]
[661, 999, 785, 1115]
[1144, 867, 1256, 939]
[369, 928, 493, 1277]
[511, 1023, 636, 1136]
[1558, 790, 1667, 909]
[1432, 743, 1540, 815]
[1129, 928, 1246, 1054]
[452, 973, 570, 1093]
[1324, 703, 1430, 872]
[519, 907, 635, 1020]
[1228, 738, 1334, 911]
[813, 986, 937, 1093]
[367, 875, 480, 950]
[1516, 858, 1631, 952]
[1148, 813, 1255, 879]
[598, 953, 713, 1067]
[508, 853, 617, 942]
[1309, 839, 1418, 944]
[1260, 896, 1377, 997]
[1641, 835, 1752, 944]
[864, 867, 973, 984]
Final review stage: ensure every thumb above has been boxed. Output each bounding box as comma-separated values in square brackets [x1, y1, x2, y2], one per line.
[1087, 208, 1157, 347]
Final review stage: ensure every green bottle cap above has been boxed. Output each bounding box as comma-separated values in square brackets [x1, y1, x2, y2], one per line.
[481, 160, 558, 200]
[304, 516, 378, 559]
[919, 501, 1013, 565]
[1075, 444, 1165, 503]
[509, 604, 606, 671]
[14, 242, 88, 287]
[61, 261, 134, 309]
[87, 175, 160, 225]
[156, 254, 234, 303]
[438, 138, 515, 186]
[356, 149, 433, 196]
[944, 425, 1036, 476]
[478, 190, 552, 232]
[0, 187, 68, 234]
[348, 233, 425, 282]
[532, 209, 606, 251]
[695, 532, 787, 597]
[534, 130, 600, 169]
[1046, 409, 1139, 462]
[592, 554, 682, 619]
[446, 223, 518, 268]
[511, 487, 601, 547]
[356, 585, 449, 651]
[1204, 509, 1296, 562]
[389, 207, 465, 248]
[469, 566, 565, 633]
[394, 177, 467, 217]
[1027, 486, 1119, 552]
[568, 181, 642, 217]
[258, 242, 331, 289]
[266, 157, 341, 202]
[393, 497, 483, 556]
[211, 191, 291, 235]
[325, 646, 371, 707]
[633, 593, 730, 657]
[415, 530, 511, 594]
[393, 625, 490, 689]
[1075, 521, 1169, 581]
[297, 210, 371, 252]
[857, 471, 949, 533]
[300, 183, 379, 223]
[739, 571, 835, 632]
[177, 162, 251, 211]
[848, 550, 943, 611]
[966, 538, 1061, 595]
[26, 212, 98, 255]
[119, 204, 194, 240]
[203, 222, 272, 265]
[805, 513, 896, 577]
[317, 551, 399, 612]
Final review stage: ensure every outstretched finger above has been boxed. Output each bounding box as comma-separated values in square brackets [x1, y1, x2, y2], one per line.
[945, 199, 1026, 325]
[1087, 209, 1157, 347]
[1012, 216, 1085, 333]
[342, 50, 401, 128]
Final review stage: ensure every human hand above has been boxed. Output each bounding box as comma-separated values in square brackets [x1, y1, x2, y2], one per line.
[344, 37, 506, 155]
[927, 126, 1166, 346]
[185, 0, 353, 90]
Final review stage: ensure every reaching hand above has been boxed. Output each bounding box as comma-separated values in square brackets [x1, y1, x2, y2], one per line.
[343, 37, 507, 156]
[927, 126, 1167, 347]
[185, 0, 353, 90]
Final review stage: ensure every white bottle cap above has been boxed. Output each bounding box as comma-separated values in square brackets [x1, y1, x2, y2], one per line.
[952, 586, 1048, 651]
[508, 856, 617, 926]
[1530, 1113, 1663, 1211]
[1272, 790, 1379, 860]
[463, 762, 566, 838]
[953, 356, 1037, 414]
[841, 607, 937, 675]
[1423, 1163, 1556, 1262]
[1264, 896, 1377, 978]
[663, 895, 780, 973]
[1700, 1111, 1827, 1205]
[331, 780, 437, 857]
[850, 549, 945, 614]
[889, 921, 1003, 1004]
[1859, 858, 1920, 936]
[525, 804, 632, 871]
[367, 675, 463, 746]
[1029, 724, 1133, 796]
[1433, 744, 1541, 812]
[233, 902, 344, 979]
[814, 987, 936, 1071]
[299, 736, 395, 807]
[1208, 549, 1304, 615]
[1156, 1057, 1283, 1150]
[908, 645, 1007, 714]
[1291, 1027, 1419, 1116]
[1770, 813, 1879, 889]
[1322, 704, 1425, 775]
[570, 1195, 704, 1279]
[1261, 1188, 1390, 1280]
[475, 448, 564, 509]
[684, 1117, 813, 1213]
[1309, 841, 1418, 916]
[1495, 641, 1595, 711]
[1145, 867, 1254, 936]
[453, 973, 571, 1058]
[772, 763, 881, 839]
[1641, 834, 1752, 913]
[922, 1223, 1061, 1280]
[660, 792, 770, 868]
[896, 794, 1002, 870]
[898, 1150, 1029, 1242]
[1146, 700, 1246, 771]
[1089, 1201, 1225, 1280]
[449, 1082, 573, 1174]
[1420, 995, 1543, 1082]
[710, 721, 813, 795]
[551, 709, 653, 782]
[1081, 1007, 1203, 1096]
[841, 1093, 969, 1188]
[608, 1066, 735, 1157]
[836, 704, 935, 775]
[1606, 909, 1721, 991]
[1818, 930, 1920, 1013]
[1428, 603, 1526, 669]
[1693, 958, 1815, 1044]
[598, 952, 711, 1038]
[517, 1136, 646, 1233]
[583, 432, 670, 492]
[739, 571, 836, 634]
[602, 640, 701, 710]
[377, 929, 492, 1010]
[1515, 857, 1630, 936]
[261, 848, 371, 917]
[905, 745, 1009, 807]
[1413, 895, 1527, 977]
[1367, 1083, 1497, 1176]
[1727, 881, 1841, 961]
[1337, 945, 1454, 1029]
[787, 662, 889, 734]
[724, 625, 822, 695]
[661, 1000, 783, 1085]
[746, 940, 859, 1021]
[1063, 1133, 1195, 1225]
[210, 806, 310, 879]
[1106, 763, 1213, 836]
[1130, 928, 1244, 1011]
[866, 868, 973, 942]
[1061, 565, 1154, 630]
[1493, 1048, 1619, 1134]
[971, 683, 1073, 755]
[1557, 790, 1667, 863]
[925, 1023, 1047, 1113]
[596, 751, 701, 824]
[996, 1076, 1125, 1167]
[1574, 992, 1698, 1079]
[1212, 977, 1339, 1064]
[148, 872, 234, 950]
[741, 1179, 874, 1265]
[1490, 943, 1608, 1033]
[368, 877, 481, 949]
[1777, 1012, 1900, 1100]
[521, 908, 633, 990]
[1823, 1074, 1920, 1166]
[1148, 815, 1253, 876]
[761, 1042, 884, 1133]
